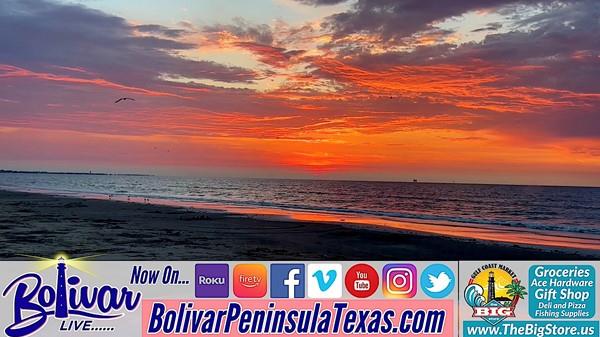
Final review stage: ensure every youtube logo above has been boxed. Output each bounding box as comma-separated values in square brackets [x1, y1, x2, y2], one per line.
[344, 263, 379, 298]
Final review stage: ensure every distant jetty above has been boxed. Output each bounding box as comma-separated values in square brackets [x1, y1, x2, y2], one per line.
[0, 169, 150, 177]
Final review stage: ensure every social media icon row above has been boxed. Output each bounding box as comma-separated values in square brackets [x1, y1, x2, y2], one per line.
[195, 263, 339, 299]
[195, 263, 454, 299]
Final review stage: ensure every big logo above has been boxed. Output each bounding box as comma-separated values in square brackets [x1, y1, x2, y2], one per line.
[464, 264, 526, 326]
[2, 258, 141, 337]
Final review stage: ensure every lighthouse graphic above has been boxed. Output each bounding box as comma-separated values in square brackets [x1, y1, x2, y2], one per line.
[487, 271, 496, 302]
[56, 257, 68, 318]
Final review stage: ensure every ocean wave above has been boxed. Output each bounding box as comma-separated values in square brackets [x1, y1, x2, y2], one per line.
[1, 173, 599, 236]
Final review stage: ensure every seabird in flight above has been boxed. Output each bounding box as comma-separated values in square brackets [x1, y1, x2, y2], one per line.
[114, 97, 136, 104]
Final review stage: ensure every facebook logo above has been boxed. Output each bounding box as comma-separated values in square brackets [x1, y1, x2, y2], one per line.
[270, 264, 305, 298]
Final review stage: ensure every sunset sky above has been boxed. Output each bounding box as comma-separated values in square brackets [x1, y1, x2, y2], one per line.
[1, 0, 599, 186]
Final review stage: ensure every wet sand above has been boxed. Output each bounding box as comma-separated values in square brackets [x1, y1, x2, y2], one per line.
[0, 189, 597, 260]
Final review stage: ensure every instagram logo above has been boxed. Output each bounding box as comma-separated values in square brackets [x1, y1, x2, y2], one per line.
[383, 264, 417, 298]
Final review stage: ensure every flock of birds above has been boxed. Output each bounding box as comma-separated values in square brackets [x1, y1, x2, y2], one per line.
[108, 193, 151, 203]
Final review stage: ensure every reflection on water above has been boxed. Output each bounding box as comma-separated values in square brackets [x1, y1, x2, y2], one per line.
[0, 173, 599, 250]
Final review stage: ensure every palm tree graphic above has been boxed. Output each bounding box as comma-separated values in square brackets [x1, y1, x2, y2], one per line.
[505, 280, 527, 308]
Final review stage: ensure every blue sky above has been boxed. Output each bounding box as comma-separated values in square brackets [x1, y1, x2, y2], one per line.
[61, 0, 350, 26]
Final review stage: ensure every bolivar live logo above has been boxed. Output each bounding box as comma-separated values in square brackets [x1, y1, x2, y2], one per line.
[2, 257, 141, 337]
[464, 264, 527, 325]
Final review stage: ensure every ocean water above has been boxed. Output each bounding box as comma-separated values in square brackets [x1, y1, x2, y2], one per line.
[1, 173, 599, 235]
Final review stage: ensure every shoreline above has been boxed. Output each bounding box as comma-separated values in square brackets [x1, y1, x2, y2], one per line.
[3, 185, 600, 252]
[0, 189, 598, 260]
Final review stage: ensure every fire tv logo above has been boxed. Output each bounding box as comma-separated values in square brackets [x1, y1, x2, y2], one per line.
[233, 264, 267, 298]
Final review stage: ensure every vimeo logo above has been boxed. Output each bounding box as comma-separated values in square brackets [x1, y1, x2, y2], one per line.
[270, 264, 305, 298]
[308, 264, 342, 298]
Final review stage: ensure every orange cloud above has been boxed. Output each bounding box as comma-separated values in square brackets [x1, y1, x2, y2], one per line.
[0, 64, 187, 99]
[233, 42, 305, 68]
[300, 58, 600, 113]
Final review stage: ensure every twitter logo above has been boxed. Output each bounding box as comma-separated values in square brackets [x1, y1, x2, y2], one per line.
[420, 264, 455, 298]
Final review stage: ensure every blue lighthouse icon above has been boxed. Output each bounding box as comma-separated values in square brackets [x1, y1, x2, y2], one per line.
[56, 257, 68, 318]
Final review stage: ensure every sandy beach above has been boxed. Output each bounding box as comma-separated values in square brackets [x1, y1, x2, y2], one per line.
[0, 189, 598, 260]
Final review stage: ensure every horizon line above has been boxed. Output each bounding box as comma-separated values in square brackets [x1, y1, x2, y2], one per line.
[1, 168, 599, 189]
